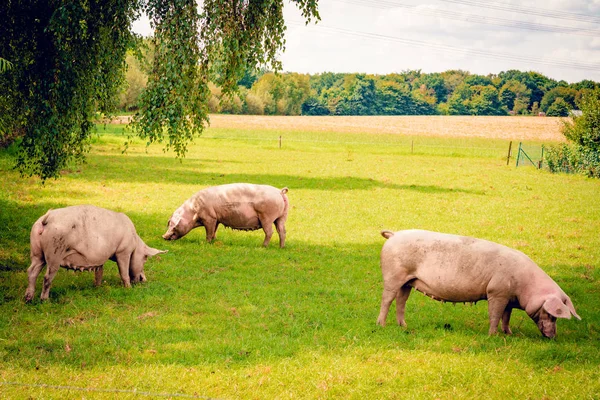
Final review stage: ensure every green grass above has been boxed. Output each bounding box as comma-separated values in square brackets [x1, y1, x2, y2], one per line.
[0, 123, 599, 399]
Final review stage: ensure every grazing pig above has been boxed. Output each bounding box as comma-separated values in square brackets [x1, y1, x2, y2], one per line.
[377, 229, 580, 338]
[25, 205, 166, 302]
[163, 183, 289, 248]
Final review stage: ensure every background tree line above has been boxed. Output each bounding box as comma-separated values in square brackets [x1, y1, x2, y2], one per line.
[120, 59, 599, 117]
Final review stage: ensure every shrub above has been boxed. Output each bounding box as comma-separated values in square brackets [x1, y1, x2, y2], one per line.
[220, 94, 243, 114]
[207, 95, 221, 113]
[545, 144, 578, 174]
[245, 93, 264, 115]
[562, 89, 600, 152]
[545, 89, 600, 177]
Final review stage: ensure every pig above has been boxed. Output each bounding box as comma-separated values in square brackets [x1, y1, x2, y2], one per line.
[24, 205, 166, 302]
[377, 229, 580, 338]
[163, 183, 289, 248]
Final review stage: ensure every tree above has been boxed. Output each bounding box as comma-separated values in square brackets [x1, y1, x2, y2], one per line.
[0, 57, 12, 72]
[342, 75, 377, 115]
[546, 98, 570, 117]
[540, 86, 578, 112]
[499, 80, 531, 114]
[447, 83, 473, 115]
[375, 80, 415, 115]
[301, 97, 329, 115]
[0, 0, 319, 180]
[469, 85, 507, 116]
[413, 73, 447, 103]
[119, 53, 148, 111]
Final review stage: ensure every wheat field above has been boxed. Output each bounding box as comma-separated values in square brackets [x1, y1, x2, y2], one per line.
[108, 114, 567, 142]
[206, 115, 567, 142]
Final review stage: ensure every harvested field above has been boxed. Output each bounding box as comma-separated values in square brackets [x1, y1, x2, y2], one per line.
[207, 115, 567, 142]
[106, 114, 567, 142]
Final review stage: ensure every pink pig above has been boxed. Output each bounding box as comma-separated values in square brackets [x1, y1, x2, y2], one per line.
[163, 183, 289, 248]
[377, 229, 580, 338]
[25, 205, 166, 302]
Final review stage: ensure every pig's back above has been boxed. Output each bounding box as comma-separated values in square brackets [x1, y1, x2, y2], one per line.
[385, 230, 528, 302]
[41, 206, 136, 256]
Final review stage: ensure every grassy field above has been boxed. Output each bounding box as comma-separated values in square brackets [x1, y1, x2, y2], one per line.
[0, 117, 599, 399]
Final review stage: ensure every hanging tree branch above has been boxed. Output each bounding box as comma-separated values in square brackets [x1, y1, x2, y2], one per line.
[0, 0, 319, 180]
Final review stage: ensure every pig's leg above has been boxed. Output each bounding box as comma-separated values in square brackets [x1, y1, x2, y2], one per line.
[377, 288, 399, 326]
[501, 307, 513, 334]
[259, 217, 275, 247]
[40, 263, 60, 301]
[395, 285, 412, 327]
[115, 253, 132, 288]
[24, 257, 45, 302]
[274, 218, 286, 248]
[487, 297, 510, 335]
[94, 266, 104, 286]
[203, 218, 218, 242]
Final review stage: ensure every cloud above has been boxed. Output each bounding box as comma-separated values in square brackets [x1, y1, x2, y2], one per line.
[130, 0, 600, 83]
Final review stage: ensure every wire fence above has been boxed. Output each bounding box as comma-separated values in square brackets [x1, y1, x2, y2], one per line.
[515, 142, 546, 169]
[198, 134, 516, 160]
[98, 124, 548, 164]
[0, 381, 218, 399]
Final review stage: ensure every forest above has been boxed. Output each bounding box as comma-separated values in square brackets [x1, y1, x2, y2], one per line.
[120, 54, 599, 118]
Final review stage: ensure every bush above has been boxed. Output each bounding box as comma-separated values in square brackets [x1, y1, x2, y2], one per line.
[207, 95, 221, 113]
[220, 94, 243, 114]
[245, 93, 264, 115]
[562, 89, 600, 152]
[578, 145, 600, 177]
[545, 144, 578, 174]
[546, 144, 600, 177]
[546, 90, 600, 178]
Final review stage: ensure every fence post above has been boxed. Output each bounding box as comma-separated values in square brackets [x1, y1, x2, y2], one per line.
[279, 135, 282, 149]
[539, 145, 544, 169]
[506, 141, 512, 166]
[516, 142, 522, 167]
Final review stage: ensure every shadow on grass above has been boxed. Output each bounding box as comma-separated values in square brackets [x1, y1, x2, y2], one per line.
[1, 206, 596, 373]
[68, 154, 484, 195]
[1, 188, 595, 375]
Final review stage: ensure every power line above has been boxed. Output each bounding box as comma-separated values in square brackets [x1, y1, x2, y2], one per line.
[287, 21, 600, 72]
[436, 0, 600, 24]
[339, 0, 600, 37]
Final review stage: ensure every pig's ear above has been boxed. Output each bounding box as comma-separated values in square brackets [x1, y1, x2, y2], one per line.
[381, 230, 395, 239]
[145, 246, 168, 257]
[542, 296, 572, 319]
[565, 297, 581, 320]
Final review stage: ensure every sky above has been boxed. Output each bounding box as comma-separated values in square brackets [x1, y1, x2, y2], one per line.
[132, 0, 600, 84]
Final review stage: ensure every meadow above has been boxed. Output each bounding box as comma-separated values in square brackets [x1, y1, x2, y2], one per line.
[0, 116, 598, 399]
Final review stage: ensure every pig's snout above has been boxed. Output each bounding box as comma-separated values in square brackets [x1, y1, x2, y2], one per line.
[132, 272, 147, 283]
[162, 229, 178, 240]
[538, 319, 557, 339]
